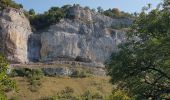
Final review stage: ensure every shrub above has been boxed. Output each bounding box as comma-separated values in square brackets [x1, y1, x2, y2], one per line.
[70, 70, 91, 78]
[57, 87, 77, 99]
[29, 7, 65, 30]
[9, 68, 44, 92]
[0, 53, 16, 99]
[105, 90, 132, 100]
[81, 90, 104, 100]
[0, 0, 23, 10]
[10, 68, 44, 78]
[81, 90, 93, 100]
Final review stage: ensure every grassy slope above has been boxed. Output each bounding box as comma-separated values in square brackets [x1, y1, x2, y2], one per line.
[7, 76, 112, 100]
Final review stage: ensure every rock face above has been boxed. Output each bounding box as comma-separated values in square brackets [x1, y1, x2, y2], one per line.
[0, 6, 132, 67]
[0, 8, 32, 63]
[40, 5, 132, 66]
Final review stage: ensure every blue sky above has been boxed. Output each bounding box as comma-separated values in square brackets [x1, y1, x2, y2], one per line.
[14, 0, 162, 13]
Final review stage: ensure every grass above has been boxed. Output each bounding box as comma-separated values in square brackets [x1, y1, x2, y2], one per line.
[7, 76, 112, 100]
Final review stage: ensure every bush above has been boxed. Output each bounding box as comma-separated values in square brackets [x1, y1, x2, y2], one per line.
[81, 90, 93, 100]
[103, 8, 135, 19]
[10, 68, 43, 78]
[57, 87, 77, 100]
[29, 7, 65, 30]
[0, 0, 23, 10]
[9, 68, 44, 92]
[26, 69, 44, 92]
[70, 70, 91, 78]
[81, 90, 104, 100]
[0, 53, 16, 99]
[105, 90, 132, 100]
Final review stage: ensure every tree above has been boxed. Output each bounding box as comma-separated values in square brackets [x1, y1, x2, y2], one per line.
[61, 5, 71, 12]
[29, 6, 65, 30]
[29, 9, 35, 16]
[106, 3, 170, 100]
[164, 0, 170, 11]
[112, 8, 121, 17]
[0, 53, 16, 99]
[0, 0, 22, 10]
[97, 6, 104, 13]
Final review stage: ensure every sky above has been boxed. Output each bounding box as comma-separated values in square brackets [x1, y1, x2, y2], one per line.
[14, 0, 162, 14]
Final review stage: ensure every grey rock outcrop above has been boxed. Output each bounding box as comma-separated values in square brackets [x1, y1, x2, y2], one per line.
[40, 5, 132, 66]
[0, 8, 32, 63]
[0, 6, 132, 68]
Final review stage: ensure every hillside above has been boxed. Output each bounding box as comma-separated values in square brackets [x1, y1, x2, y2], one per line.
[0, 3, 132, 100]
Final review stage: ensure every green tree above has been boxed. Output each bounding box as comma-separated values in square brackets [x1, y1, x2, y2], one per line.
[106, 3, 170, 100]
[30, 6, 65, 30]
[29, 9, 35, 16]
[112, 8, 121, 17]
[0, 54, 16, 99]
[97, 6, 104, 13]
[0, 0, 22, 10]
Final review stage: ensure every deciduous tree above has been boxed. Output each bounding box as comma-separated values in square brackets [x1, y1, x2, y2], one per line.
[106, 2, 170, 99]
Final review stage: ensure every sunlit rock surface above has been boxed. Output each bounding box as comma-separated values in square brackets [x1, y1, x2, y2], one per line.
[0, 6, 132, 67]
[0, 7, 32, 63]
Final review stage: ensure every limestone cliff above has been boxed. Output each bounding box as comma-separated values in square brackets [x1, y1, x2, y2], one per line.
[0, 6, 132, 67]
[0, 7, 32, 63]
[39, 6, 132, 66]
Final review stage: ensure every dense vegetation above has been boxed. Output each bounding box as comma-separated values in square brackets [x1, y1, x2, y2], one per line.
[0, 54, 16, 99]
[28, 4, 134, 30]
[28, 7, 66, 30]
[101, 8, 136, 19]
[106, 1, 170, 99]
[0, 0, 22, 10]
[0, 0, 134, 31]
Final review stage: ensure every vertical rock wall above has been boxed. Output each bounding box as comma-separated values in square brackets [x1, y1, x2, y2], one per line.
[0, 8, 32, 63]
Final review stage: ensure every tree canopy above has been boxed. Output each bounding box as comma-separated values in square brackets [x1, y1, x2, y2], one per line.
[29, 6, 66, 30]
[0, 0, 22, 10]
[106, 2, 170, 99]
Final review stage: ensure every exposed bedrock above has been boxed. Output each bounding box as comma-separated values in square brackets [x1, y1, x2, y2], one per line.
[0, 6, 132, 67]
[0, 8, 32, 63]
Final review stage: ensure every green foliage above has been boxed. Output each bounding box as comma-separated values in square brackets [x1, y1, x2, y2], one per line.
[0, 0, 22, 10]
[70, 70, 91, 78]
[106, 5, 170, 99]
[80, 90, 104, 100]
[10, 68, 43, 78]
[103, 8, 135, 19]
[10, 68, 44, 92]
[106, 90, 132, 100]
[0, 54, 16, 99]
[97, 6, 104, 13]
[29, 7, 65, 30]
[27, 69, 44, 92]
[56, 87, 76, 100]
[28, 9, 35, 16]
[111, 23, 129, 29]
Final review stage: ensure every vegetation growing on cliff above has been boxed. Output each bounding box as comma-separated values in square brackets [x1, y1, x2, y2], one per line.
[0, 0, 22, 10]
[0, 54, 16, 99]
[106, 2, 170, 99]
[102, 8, 136, 19]
[27, 5, 134, 30]
[28, 7, 66, 30]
